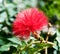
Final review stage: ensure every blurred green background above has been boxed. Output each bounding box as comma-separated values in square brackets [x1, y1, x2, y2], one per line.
[0, 0, 60, 54]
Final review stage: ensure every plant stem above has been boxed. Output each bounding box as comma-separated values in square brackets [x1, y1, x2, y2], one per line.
[45, 23, 52, 54]
[45, 47, 47, 54]
[21, 40, 54, 51]
[21, 30, 54, 51]
[32, 31, 44, 42]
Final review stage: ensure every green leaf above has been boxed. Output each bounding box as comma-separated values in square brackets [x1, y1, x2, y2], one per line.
[2, 27, 10, 33]
[6, 4, 16, 9]
[56, 30, 60, 43]
[21, 40, 27, 47]
[0, 39, 6, 45]
[0, 4, 5, 11]
[21, 51, 27, 54]
[8, 37, 22, 45]
[0, 44, 10, 51]
[0, 12, 7, 22]
[53, 41, 58, 50]
[0, 24, 3, 29]
[8, 9, 16, 17]
[0, 43, 18, 51]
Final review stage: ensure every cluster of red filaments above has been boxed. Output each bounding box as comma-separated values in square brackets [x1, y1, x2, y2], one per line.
[12, 8, 48, 39]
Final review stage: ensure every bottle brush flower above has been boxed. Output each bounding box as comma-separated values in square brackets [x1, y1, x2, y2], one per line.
[12, 8, 48, 39]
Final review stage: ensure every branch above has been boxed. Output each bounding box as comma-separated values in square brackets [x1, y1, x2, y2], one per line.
[21, 40, 54, 51]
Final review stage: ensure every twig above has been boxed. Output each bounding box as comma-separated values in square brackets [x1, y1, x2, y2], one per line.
[21, 40, 54, 51]
[45, 23, 52, 54]
[32, 31, 44, 42]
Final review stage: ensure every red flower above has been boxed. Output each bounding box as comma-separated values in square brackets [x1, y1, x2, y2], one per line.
[12, 8, 48, 39]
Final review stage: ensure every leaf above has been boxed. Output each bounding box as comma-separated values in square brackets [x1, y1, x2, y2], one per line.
[0, 24, 3, 29]
[56, 30, 60, 43]
[21, 51, 27, 54]
[6, 4, 16, 9]
[54, 30, 60, 51]
[53, 41, 58, 50]
[0, 43, 18, 51]
[0, 44, 10, 51]
[21, 40, 27, 47]
[5, 4, 17, 17]
[0, 12, 7, 22]
[8, 9, 16, 17]
[0, 39, 6, 45]
[2, 27, 10, 33]
[8, 37, 22, 45]
[0, 4, 5, 11]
